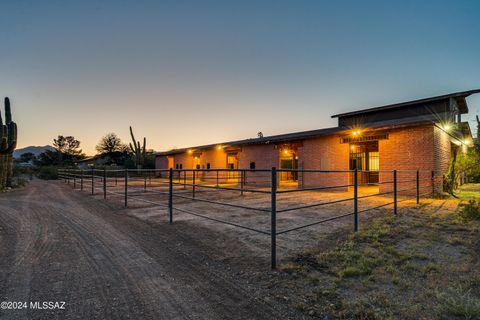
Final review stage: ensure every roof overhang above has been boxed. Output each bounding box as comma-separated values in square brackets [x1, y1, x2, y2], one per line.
[332, 89, 480, 118]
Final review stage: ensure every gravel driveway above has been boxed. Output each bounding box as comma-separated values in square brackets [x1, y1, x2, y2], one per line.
[0, 180, 303, 320]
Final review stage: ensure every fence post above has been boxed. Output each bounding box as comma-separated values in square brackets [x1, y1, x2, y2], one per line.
[431, 170, 435, 196]
[241, 170, 244, 196]
[73, 171, 76, 189]
[354, 168, 358, 232]
[91, 169, 94, 195]
[416, 170, 420, 204]
[67, 170, 70, 184]
[216, 170, 219, 187]
[103, 168, 107, 199]
[393, 170, 397, 215]
[183, 171, 186, 189]
[144, 171, 147, 192]
[271, 167, 277, 270]
[169, 168, 173, 224]
[80, 170, 84, 191]
[192, 170, 196, 199]
[124, 169, 128, 207]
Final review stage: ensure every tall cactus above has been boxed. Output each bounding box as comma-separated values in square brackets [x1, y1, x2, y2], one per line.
[129, 126, 146, 169]
[0, 97, 17, 189]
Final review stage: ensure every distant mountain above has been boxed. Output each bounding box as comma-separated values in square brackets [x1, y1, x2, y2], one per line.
[13, 145, 55, 158]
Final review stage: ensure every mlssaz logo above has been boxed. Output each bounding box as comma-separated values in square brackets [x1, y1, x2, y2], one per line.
[30, 301, 66, 310]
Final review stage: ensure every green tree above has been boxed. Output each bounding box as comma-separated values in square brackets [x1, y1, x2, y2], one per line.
[16, 152, 36, 163]
[52, 135, 85, 165]
[444, 116, 480, 193]
[95, 133, 129, 165]
[34, 150, 61, 166]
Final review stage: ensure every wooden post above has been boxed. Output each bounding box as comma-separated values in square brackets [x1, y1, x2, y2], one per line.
[271, 167, 277, 270]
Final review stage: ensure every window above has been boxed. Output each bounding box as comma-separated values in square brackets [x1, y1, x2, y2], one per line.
[368, 152, 379, 171]
[179, 164, 183, 169]
[196, 164, 200, 170]
[206, 163, 211, 170]
[250, 162, 256, 169]
[175, 164, 179, 169]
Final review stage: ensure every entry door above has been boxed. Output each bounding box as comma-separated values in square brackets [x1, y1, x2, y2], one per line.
[279, 153, 298, 181]
[194, 156, 201, 170]
[167, 156, 174, 169]
[226, 154, 238, 182]
[349, 141, 379, 184]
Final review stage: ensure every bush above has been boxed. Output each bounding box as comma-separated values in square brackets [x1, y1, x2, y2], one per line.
[12, 176, 28, 188]
[37, 166, 58, 180]
[457, 200, 480, 222]
[436, 287, 480, 319]
[13, 165, 33, 177]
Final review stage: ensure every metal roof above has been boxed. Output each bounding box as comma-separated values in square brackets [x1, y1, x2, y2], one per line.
[154, 116, 437, 156]
[331, 89, 480, 119]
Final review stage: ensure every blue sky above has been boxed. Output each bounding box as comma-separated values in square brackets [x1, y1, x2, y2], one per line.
[0, 0, 479, 154]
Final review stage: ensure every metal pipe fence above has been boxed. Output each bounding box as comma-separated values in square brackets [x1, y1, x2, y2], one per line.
[58, 167, 436, 269]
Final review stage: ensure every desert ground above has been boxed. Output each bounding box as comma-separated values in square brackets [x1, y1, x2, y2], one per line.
[1, 178, 477, 319]
[0, 180, 304, 320]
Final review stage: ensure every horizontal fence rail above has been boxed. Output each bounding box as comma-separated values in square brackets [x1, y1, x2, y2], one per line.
[58, 167, 437, 269]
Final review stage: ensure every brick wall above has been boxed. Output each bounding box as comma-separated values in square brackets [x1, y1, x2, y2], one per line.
[155, 156, 168, 169]
[298, 135, 350, 189]
[237, 144, 278, 169]
[433, 126, 451, 175]
[379, 125, 446, 194]
[154, 124, 453, 193]
[155, 145, 278, 185]
[238, 144, 278, 186]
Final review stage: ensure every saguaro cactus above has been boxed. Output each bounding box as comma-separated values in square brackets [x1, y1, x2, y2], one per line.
[129, 126, 146, 169]
[0, 97, 18, 189]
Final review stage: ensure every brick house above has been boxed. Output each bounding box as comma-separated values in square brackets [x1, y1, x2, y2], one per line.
[155, 90, 478, 191]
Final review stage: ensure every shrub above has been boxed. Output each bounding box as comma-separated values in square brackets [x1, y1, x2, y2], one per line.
[457, 200, 480, 222]
[37, 166, 58, 180]
[12, 176, 28, 188]
[436, 287, 480, 319]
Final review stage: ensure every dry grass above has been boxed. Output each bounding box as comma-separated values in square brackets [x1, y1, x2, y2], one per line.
[270, 184, 480, 319]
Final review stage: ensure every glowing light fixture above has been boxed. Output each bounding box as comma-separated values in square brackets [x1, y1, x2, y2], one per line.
[352, 129, 361, 136]
[443, 124, 451, 132]
[217, 145, 222, 150]
[284, 149, 290, 155]
[188, 150, 193, 154]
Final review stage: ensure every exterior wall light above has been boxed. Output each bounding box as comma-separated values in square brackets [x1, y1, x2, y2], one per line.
[217, 145, 222, 150]
[188, 150, 193, 154]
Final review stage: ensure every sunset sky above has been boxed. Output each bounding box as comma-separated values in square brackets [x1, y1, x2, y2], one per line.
[1, 0, 479, 155]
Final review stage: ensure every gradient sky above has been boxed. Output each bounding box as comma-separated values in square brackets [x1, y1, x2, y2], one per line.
[1, 0, 479, 155]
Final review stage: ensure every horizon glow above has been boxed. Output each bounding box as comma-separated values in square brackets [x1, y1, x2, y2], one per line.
[1, 0, 479, 155]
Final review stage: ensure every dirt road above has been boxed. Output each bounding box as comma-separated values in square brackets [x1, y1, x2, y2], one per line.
[0, 181, 301, 320]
